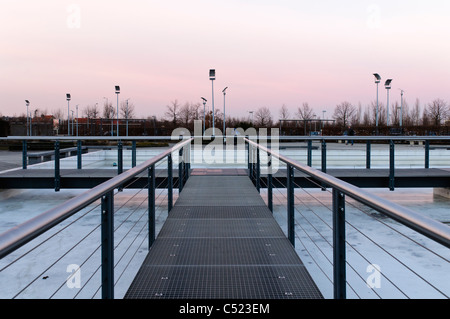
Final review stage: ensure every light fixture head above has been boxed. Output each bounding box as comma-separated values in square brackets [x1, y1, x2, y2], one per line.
[25, 100, 30, 104]
[201, 97, 207, 102]
[384, 79, 392, 89]
[373, 73, 381, 83]
[222, 87, 228, 93]
[115, 86, 120, 93]
[66, 94, 71, 101]
[209, 69, 215, 80]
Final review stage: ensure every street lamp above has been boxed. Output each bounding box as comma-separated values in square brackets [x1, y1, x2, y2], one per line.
[373, 73, 381, 134]
[66, 94, 71, 136]
[115, 86, 120, 136]
[125, 98, 130, 136]
[385, 79, 392, 126]
[209, 69, 215, 136]
[25, 100, 30, 136]
[222, 87, 228, 139]
[201, 97, 207, 134]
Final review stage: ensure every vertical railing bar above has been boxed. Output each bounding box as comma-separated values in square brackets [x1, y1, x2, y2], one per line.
[268, 154, 273, 213]
[366, 140, 371, 169]
[389, 140, 395, 191]
[22, 140, 27, 169]
[101, 190, 114, 299]
[307, 139, 312, 167]
[178, 147, 184, 193]
[77, 140, 82, 170]
[425, 139, 430, 169]
[256, 147, 260, 193]
[54, 141, 60, 192]
[332, 188, 346, 300]
[132, 140, 137, 168]
[148, 164, 156, 249]
[287, 164, 295, 246]
[167, 153, 173, 212]
[117, 141, 123, 175]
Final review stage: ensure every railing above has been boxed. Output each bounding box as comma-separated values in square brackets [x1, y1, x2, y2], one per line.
[0, 137, 192, 299]
[245, 137, 450, 299]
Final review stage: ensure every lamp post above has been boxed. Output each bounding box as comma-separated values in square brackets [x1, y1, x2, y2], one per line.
[76, 104, 79, 136]
[66, 94, 71, 135]
[71, 110, 74, 136]
[201, 97, 207, 134]
[373, 74, 381, 134]
[115, 86, 120, 137]
[222, 87, 228, 140]
[209, 69, 215, 136]
[322, 110, 326, 130]
[25, 100, 30, 136]
[125, 98, 130, 136]
[385, 79, 392, 127]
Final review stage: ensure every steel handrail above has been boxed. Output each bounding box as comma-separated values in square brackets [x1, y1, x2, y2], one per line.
[245, 138, 450, 248]
[0, 138, 193, 259]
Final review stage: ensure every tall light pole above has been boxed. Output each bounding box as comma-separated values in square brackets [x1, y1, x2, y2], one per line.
[71, 110, 74, 136]
[322, 110, 326, 130]
[373, 73, 381, 134]
[385, 79, 392, 127]
[125, 98, 130, 136]
[201, 97, 207, 134]
[76, 104, 79, 136]
[25, 100, 30, 136]
[222, 87, 228, 139]
[66, 94, 71, 136]
[209, 69, 215, 136]
[115, 86, 120, 137]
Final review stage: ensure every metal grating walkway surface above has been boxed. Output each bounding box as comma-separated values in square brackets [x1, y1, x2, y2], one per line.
[124, 170, 323, 299]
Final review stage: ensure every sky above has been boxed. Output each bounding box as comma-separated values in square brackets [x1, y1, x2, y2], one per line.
[1, 0, 450, 120]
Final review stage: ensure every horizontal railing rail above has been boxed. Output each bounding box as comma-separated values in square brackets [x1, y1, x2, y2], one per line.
[245, 137, 450, 299]
[0, 137, 192, 260]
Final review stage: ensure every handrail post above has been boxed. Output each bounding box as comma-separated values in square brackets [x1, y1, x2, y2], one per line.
[77, 140, 82, 169]
[268, 155, 273, 213]
[101, 190, 114, 299]
[148, 164, 156, 248]
[178, 147, 184, 193]
[132, 141, 137, 168]
[366, 140, 371, 169]
[287, 164, 295, 246]
[22, 140, 27, 169]
[321, 139, 326, 173]
[256, 147, 260, 193]
[425, 140, 430, 169]
[307, 140, 312, 167]
[168, 153, 173, 212]
[117, 141, 123, 175]
[332, 188, 346, 299]
[54, 141, 60, 192]
[389, 140, 395, 191]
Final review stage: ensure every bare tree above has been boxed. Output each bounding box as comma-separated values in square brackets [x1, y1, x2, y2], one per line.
[103, 101, 115, 119]
[411, 98, 421, 126]
[296, 102, 315, 120]
[179, 102, 192, 126]
[333, 101, 356, 128]
[120, 100, 135, 119]
[254, 106, 273, 127]
[279, 104, 290, 120]
[165, 99, 181, 125]
[426, 98, 449, 126]
[85, 104, 100, 119]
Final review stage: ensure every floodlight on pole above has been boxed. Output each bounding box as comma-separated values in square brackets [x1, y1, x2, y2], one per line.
[222, 87, 228, 139]
[209, 69, 215, 136]
[25, 100, 30, 136]
[385, 79, 392, 126]
[201, 97, 207, 134]
[66, 94, 71, 136]
[115, 86, 120, 137]
[373, 73, 381, 134]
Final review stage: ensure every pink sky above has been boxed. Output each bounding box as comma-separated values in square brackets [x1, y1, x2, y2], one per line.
[1, 0, 450, 120]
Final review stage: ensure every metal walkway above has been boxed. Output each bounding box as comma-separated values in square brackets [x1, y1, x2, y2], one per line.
[124, 169, 323, 299]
